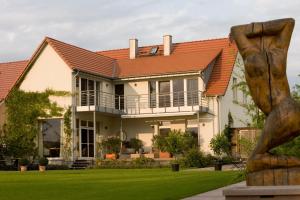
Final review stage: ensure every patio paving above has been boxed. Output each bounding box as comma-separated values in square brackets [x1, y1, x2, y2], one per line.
[182, 181, 246, 200]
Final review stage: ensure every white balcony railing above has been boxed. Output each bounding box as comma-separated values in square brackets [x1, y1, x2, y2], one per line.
[77, 90, 209, 115]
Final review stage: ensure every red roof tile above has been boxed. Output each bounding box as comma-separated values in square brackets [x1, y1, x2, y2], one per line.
[45, 37, 117, 78]
[98, 38, 238, 95]
[116, 49, 221, 78]
[0, 60, 28, 100]
[0, 37, 237, 99]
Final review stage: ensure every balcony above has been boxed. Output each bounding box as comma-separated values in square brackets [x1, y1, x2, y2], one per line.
[76, 90, 209, 116]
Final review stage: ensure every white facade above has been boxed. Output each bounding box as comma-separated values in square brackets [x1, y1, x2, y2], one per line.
[1, 39, 249, 160]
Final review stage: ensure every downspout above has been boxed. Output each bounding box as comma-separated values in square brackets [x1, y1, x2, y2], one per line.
[217, 95, 221, 134]
[72, 70, 80, 162]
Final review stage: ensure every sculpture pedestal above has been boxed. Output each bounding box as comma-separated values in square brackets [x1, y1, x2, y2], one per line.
[223, 185, 300, 200]
[247, 167, 300, 186]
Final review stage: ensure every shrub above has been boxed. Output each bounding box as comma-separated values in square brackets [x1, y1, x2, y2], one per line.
[100, 137, 121, 154]
[182, 148, 208, 168]
[96, 158, 161, 169]
[152, 135, 167, 152]
[19, 158, 30, 166]
[210, 132, 231, 157]
[129, 138, 143, 152]
[38, 157, 49, 166]
[47, 165, 69, 170]
[164, 130, 185, 158]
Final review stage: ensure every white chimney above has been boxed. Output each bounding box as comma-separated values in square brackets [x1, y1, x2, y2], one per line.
[129, 38, 138, 59]
[163, 35, 172, 56]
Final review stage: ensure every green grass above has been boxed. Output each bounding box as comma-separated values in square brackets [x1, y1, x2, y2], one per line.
[0, 169, 242, 200]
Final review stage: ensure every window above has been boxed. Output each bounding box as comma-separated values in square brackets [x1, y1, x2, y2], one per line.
[187, 78, 199, 106]
[173, 79, 184, 107]
[233, 77, 237, 101]
[80, 78, 95, 106]
[159, 81, 170, 107]
[149, 81, 156, 108]
[42, 119, 62, 157]
[115, 84, 124, 110]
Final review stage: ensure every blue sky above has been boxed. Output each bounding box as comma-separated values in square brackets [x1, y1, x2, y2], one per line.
[0, 0, 299, 86]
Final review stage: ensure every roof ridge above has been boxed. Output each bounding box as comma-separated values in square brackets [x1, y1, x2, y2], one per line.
[96, 37, 230, 53]
[0, 59, 29, 65]
[45, 36, 116, 61]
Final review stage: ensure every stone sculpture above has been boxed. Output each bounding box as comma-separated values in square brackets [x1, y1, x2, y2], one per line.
[231, 18, 300, 186]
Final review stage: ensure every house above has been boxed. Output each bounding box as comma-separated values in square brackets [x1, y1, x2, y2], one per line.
[0, 35, 249, 161]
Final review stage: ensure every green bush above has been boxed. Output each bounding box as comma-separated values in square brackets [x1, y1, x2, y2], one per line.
[210, 132, 231, 157]
[96, 158, 162, 169]
[19, 158, 30, 166]
[100, 137, 121, 154]
[182, 148, 208, 168]
[38, 157, 49, 166]
[47, 165, 69, 170]
[129, 138, 143, 152]
[152, 135, 167, 152]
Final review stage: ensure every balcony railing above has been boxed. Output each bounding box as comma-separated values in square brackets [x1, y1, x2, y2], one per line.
[77, 90, 209, 115]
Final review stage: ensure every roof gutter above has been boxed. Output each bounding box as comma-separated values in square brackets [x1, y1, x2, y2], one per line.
[118, 71, 201, 81]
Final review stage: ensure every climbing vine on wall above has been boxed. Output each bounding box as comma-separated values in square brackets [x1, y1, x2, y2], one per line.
[3, 89, 68, 159]
[62, 106, 72, 160]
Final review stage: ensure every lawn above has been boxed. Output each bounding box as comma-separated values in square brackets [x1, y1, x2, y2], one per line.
[0, 169, 242, 200]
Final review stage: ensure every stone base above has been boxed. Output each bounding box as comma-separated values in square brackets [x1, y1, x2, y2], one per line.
[223, 185, 300, 200]
[247, 167, 300, 186]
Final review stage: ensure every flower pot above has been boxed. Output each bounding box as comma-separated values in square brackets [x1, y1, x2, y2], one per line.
[39, 165, 46, 172]
[171, 163, 180, 172]
[159, 151, 171, 159]
[105, 153, 117, 160]
[20, 165, 27, 172]
[214, 162, 222, 171]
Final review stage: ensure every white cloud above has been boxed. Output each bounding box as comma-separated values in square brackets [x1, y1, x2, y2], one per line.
[0, 0, 299, 85]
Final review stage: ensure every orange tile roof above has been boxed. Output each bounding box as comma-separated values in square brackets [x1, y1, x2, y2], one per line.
[0, 60, 28, 100]
[0, 37, 237, 100]
[115, 49, 221, 78]
[98, 38, 238, 95]
[45, 37, 117, 78]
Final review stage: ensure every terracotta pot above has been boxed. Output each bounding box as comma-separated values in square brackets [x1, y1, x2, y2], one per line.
[20, 166, 27, 172]
[159, 151, 171, 158]
[39, 165, 46, 172]
[105, 153, 117, 160]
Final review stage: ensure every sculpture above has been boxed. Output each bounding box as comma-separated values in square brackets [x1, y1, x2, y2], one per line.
[231, 18, 300, 185]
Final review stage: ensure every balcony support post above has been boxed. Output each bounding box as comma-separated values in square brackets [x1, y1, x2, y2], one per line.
[93, 111, 96, 158]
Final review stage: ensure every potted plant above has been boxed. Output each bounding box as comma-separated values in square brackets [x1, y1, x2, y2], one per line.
[38, 157, 49, 172]
[152, 135, 171, 158]
[19, 158, 30, 172]
[153, 130, 186, 171]
[209, 132, 231, 171]
[129, 138, 143, 153]
[100, 137, 121, 159]
[164, 130, 185, 172]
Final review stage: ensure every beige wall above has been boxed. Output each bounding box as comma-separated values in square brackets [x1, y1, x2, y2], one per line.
[219, 53, 250, 130]
[19, 44, 73, 108]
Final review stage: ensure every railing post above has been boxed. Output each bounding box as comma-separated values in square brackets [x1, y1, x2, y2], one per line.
[87, 90, 90, 107]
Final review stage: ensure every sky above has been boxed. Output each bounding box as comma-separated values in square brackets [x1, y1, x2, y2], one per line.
[0, 0, 299, 86]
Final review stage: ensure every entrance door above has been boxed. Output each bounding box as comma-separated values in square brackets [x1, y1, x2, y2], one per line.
[80, 121, 94, 158]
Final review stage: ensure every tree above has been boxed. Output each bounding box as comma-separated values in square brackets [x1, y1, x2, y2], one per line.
[3, 89, 64, 159]
[210, 132, 231, 157]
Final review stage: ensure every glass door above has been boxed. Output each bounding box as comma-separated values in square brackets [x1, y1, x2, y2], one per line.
[80, 120, 94, 158]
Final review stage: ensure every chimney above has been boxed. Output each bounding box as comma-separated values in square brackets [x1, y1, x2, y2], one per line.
[163, 35, 172, 56]
[129, 38, 138, 59]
